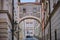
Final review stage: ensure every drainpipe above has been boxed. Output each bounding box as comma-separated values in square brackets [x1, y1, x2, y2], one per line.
[48, 0, 51, 40]
[12, 0, 14, 40]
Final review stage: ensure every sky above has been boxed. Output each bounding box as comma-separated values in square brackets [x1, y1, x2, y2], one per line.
[21, 0, 35, 2]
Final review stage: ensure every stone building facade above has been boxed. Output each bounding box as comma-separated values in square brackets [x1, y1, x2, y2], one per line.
[0, 0, 12, 40]
[18, 2, 41, 19]
[0, 0, 17, 40]
[18, 2, 42, 39]
[41, 0, 60, 40]
[0, 10, 12, 40]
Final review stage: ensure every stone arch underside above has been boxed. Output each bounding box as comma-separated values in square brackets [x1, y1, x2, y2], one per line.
[19, 16, 41, 24]
[19, 16, 42, 38]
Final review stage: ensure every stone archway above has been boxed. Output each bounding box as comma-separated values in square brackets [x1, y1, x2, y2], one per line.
[19, 16, 41, 24]
[18, 16, 42, 39]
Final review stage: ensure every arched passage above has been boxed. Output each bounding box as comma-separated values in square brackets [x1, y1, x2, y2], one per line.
[18, 16, 42, 39]
[19, 16, 41, 24]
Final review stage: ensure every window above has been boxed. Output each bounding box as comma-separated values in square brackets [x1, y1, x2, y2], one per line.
[33, 7, 37, 13]
[37, 6, 40, 12]
[26, 22, 33, 24]
[30, 22, 33, 24]
[26, 22, 29, 24]
[15, 13, 17, 16]
[6, 0, 8, 1]
[23, 8, 26, 13]
[20, 7, 22, 12]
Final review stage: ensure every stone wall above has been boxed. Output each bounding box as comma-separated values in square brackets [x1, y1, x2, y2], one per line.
[0, 12, 12, 40]
[51, 7, 60, 40]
